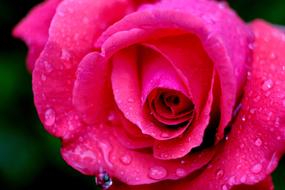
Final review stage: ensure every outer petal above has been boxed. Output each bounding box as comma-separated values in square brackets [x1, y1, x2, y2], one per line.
[61, 121, 215, 185]
[32, 0, 139, 139]
[96, 0, 253, 141]
[13, 0, 61, 71]
[109, 176, 274, 190]
[157, 20, 285, 190]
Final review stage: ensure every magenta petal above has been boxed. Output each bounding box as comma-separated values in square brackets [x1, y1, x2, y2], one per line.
[73, 52, 113, 124]
[140, 46, 190, 104]
[97, 0, 253, 141]
[152, 72, 215, 159]
[33, 0, 136, 139]
[13, 0, 61, 71]
[143, 34, 213, 115]
[164, 21, 285, 190]
[61, 122, 215, 185]
[112, 47, 190, 140]
[109, 176, 274, 190]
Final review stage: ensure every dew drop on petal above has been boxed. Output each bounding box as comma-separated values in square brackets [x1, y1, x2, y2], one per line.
[161, 132, 170, 138]
[120, 155, 132, 165]
[240, 175, 247, 183]
[221, 184, 230, 190]
[262, 79, 273, 91]
[44, 108, 55, 126]
[127, 98, 134, 103]
[248, 43, 255, 50]
[251, 164, 262, 174]
[254, 138, 263, 147]
[216, 169, 224, 179]
[176, 168, 186, 177]
[95, 170, 113, 190]
[148, 166, 167, 180]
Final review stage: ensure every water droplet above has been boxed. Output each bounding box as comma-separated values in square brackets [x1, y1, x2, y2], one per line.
[176, 168, 186, 177]
[221, 184, 230, 190]
[127, 98, 134, 103]
[216, 169, 224, 179]
[107, 112, 115, 121]
[44, 108, 55, 126]
[228, 176, 236, 185]
[254, 138, 262, 147]
[247, 71, 252, 79]
[241, 115, 246, 122]
[262, 79, 273, 91]
[240, 175, 247, 183]
[120, 155, 132, 165]
[180, 160, 185, 164]
[161, 132, 170, 138]
[41, 74, 47, 81]
[251, 164, 262, 174]
[95, 170, 112, 190]
[148, 166, 167, 180]
[248, 43, 255, 50]
[249, 108, 256, 114]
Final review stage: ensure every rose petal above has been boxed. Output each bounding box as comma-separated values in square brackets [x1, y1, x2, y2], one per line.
[152, 71, 215, 159]
[160, 20, 285, 190]
[109, 176, 274, 190]
[61, 122, 215, 185]
[144, 34, 213, 116]
[73, 52, 113, 124]
[13, 0, 61, 71]
[112, 110, 154, 149]
[111, 47, 189, 140]
[231, 176, 274, 190]
[32, 0, 137, 139]
[96, 0, 253, 142]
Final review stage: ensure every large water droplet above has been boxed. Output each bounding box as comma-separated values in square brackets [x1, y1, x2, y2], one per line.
[176, 168, 186, 177]
[148, 166, 167, 180]
[262, 79, 273, 91]
[120, 155, 132, 165]
[44, 108, 55, 126]
[95, 170, 112, 190]
[254, 138, 263, 147]
[251, 164, 262, 174]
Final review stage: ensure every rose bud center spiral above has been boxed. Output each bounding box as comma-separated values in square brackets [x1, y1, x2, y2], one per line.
[148, 88, 195, 127]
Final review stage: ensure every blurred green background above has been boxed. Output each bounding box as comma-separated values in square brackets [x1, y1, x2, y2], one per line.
[0, 0, 284, 190]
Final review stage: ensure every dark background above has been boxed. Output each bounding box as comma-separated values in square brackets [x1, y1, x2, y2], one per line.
[0, 0, 284, 189]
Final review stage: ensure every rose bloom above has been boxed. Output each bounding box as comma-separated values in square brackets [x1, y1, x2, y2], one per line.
[14, 0, 285, 189]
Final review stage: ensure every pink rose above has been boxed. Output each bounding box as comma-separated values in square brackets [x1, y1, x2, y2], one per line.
[14, 0, 285, 189]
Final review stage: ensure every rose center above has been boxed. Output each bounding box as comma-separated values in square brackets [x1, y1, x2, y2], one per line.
[148, 88, 195, 127]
